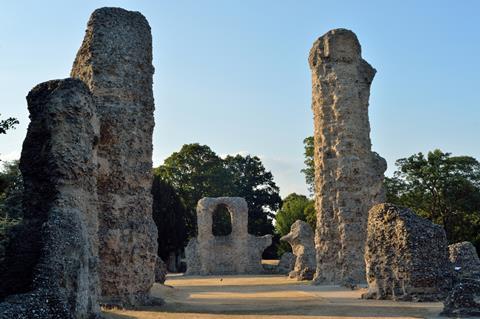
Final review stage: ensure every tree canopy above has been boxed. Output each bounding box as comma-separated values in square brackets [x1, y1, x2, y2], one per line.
[224, 154, 281, 235]
[0, 115, 18, 135]
[154, 144, 231, 237]
[274, 193, 315, 255]
[386, 149, 480, 249]
[275, 193, 315, 237]
[301, 136, 315, 195]
[154, 143, 281, 241]
[151, 175, 189, 261]
[0, 161, 23, 265]
[0, 160, 23, 219]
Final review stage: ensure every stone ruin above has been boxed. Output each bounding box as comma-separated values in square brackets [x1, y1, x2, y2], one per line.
[441, 278, 480, 317]
[0, 79, 101, 318]
[280, 220, 316, 281]
[309, 28, 387, 285]
[71, 7, 158, 307]
[449, 241, 480, 280]
[155, 257, 167, 284]
[277, 252, 295, 275]
[363, 203, 453, 301]
[443, 242, 480, 315]
[0, 7, 158, 318]
[185, 197, 272, 275]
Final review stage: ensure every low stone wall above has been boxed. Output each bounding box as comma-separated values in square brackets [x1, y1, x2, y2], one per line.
[363, 203, 453, 301]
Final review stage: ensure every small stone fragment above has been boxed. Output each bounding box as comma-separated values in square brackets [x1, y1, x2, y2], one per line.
[441, 278, 480, 317]
[449, 241, 480, 280]
[363, 203, 453, 301]
[281, 220, 316, 281]
[277, 252, 295, 275]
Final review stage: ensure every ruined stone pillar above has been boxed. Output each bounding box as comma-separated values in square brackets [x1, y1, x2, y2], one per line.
[309, 29, 387, 284]
[0, 79, 100, 318]
[71, 7, 158, 306]
[280, 220, 316, 281]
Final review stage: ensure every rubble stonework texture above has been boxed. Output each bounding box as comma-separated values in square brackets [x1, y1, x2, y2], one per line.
[363, 203, 453, 301]
[281, 220, 316, 280]
[449, 241, 480, 280]
[441, 278, 480, 317]
[309, 28, 387, 285]
[277, 253, 295, 275]
[71, 7, 158, 306]
[155, 257, 167, 284]
[0, 79, 101, 318]
[185, 197, 272, 275]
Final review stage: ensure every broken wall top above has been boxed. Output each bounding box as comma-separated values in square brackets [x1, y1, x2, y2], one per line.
[71, 7, 154, 105]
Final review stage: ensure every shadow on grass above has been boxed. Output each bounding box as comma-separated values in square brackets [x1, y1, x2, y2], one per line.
[102, 311, 137, 319]
[143, 301, 442, 318]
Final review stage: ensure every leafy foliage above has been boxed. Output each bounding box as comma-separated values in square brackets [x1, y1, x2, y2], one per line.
[301, 136, 315, 195]
[0, 161, 23, 219]
[224, 154, 281, 236]
[151, 175, 189, 261]
[274, 193, 316, 255]
[0, 217, 21, 265]
[155, 144, 232, 237]
[275, 193, 315, 236]
[386, 149, 480, 249]
[155, 143, 281, 244]
[0, 161, 23, 269]
[211, 204, 232, 236]
[0, 115, 19, 135]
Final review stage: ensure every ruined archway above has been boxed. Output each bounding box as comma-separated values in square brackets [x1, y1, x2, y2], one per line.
[185, 197, 272, 275]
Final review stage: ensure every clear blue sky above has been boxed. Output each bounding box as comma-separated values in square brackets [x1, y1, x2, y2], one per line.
[1, 1, 479, 197]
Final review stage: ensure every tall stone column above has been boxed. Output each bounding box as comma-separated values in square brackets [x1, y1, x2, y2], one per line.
[0, 79, 101, 319]
[309, 29, 387, 284]
[71, 7, 158, 306]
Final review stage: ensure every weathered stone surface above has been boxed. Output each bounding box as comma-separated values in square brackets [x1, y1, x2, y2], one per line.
[449, 241, 480, 280]
[71, 7, 158, 306]
[155, 257, 167, 284]
[185, 197, 272, 275]
[441, 278, 480, 317]
[363, 203, 453, 301]
[281, 220, 316, 281]
[277, 252, 295, 275]
[0, 79, 101, 318]
[309, 28, 387, 285]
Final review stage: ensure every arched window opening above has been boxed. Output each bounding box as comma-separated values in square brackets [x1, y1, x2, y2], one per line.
[212, 204, 232, 236]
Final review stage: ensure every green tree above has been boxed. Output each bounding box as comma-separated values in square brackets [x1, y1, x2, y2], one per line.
[275, 193, 314, 236]
[386, 149, 480, 248]
[0, 161, 23, 267]
[155, 144, 281, 243]
[303, 200, 317, 230]
[155, 144, 234, 237]
[301, 136, 315, 195]
[0, 115, 18, 135]
[274, 193, 315, 256]
[151, 175, 188, 261]
[211, 204, 232, 236]
[0, 160, 23, 219]
[224, 154, 281, 236]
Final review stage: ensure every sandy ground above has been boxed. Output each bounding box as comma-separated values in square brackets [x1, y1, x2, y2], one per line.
[103, 274, 444, 319]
